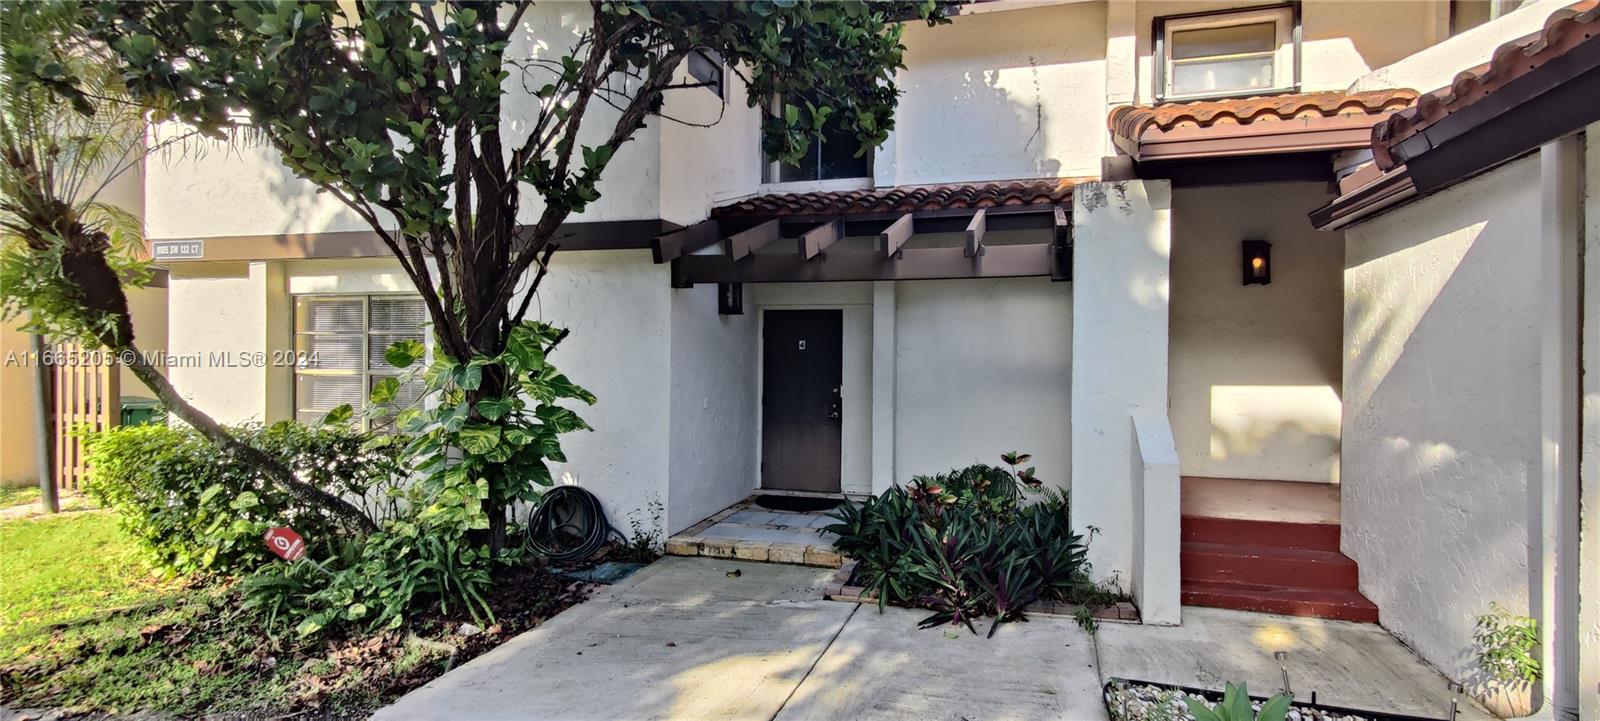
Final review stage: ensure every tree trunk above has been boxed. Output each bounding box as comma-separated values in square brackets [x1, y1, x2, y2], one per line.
[120, 344, 379, 533]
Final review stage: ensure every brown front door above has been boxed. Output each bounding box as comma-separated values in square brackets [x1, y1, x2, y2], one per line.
[761, 310, 843, 493]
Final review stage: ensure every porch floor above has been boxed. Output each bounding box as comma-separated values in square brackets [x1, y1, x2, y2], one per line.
[664, 498, 843, 568]
[1181, 476, 1340, 524]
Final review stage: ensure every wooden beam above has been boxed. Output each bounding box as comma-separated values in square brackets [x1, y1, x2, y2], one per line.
[1051, 206, 1072, 282]
[725, 219, 781, 261]
[799, 221, 842, 261]
[651, 220, 720, 264]
[878, 213, 913, 259]
[964, 208, 986, 257]
[673, 242, 1054, 286]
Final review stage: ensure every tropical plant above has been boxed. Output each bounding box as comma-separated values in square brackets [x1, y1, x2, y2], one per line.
[1184, 683, 1292, 721]
[825, 452, 1100, 637]
[1473, 603, 1541, 686]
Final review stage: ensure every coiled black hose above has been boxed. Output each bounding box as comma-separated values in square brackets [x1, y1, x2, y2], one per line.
[524, 485, 624, 563]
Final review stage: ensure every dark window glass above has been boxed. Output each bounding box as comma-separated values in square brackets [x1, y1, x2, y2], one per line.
[770, 95, 870, 182]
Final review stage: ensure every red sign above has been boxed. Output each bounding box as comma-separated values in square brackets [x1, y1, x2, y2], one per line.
[264, 526, 306, 562]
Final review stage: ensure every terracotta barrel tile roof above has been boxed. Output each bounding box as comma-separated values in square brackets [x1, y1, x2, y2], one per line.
[712, 178, 1087, 218]
[1108, 89, 1419, 141]
[1373, 0, 1600, 169]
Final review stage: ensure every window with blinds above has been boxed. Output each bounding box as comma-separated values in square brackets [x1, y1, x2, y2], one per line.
[293, 295, 428, 430]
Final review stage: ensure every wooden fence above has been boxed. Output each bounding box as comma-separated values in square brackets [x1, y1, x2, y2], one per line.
[50, 345, 120, 493]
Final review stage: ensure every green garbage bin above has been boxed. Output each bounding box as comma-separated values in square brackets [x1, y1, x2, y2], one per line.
[119, 396, 162, 427]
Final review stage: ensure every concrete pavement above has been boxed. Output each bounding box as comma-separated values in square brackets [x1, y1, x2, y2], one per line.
[375, 557, 1106, 721]
[376, 557, 1486, 721]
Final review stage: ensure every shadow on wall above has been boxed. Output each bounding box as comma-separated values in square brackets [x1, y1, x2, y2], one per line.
[890, 3, 1109, 184]
[1341, 175, 1539, 684]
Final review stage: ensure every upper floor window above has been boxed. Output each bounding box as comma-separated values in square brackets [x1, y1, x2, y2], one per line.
[1450, 0, 1526, 36]
[763, 95, 871, 184]
[1155, 4, 1299, 102]
[686, 49, 723, 99]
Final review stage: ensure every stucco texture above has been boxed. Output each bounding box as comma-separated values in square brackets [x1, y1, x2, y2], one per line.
[882, 1, 1108, 185]
[1342, 156, 1540, 680]
[1168, 182, 1343, 484]
[894, 278, 1072, 487]
[667, 283, 758, 534]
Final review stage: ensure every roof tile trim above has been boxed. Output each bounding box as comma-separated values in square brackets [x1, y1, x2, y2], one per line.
[1372, 0, 1600, 169]
[712, 178, 1091, 218]
[1107, 89, 1419, 143]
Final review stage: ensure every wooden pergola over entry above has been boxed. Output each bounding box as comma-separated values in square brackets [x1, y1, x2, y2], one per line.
[653, 179, 1086, 287]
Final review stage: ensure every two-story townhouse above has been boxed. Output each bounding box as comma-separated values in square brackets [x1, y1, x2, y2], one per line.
[139, 1, 1600, 715]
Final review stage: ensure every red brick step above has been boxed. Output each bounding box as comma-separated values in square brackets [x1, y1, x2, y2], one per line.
[1181, 515, 1341, 552]
[1181, 542, 1359, 591]
[1181, 580, 1380, 623]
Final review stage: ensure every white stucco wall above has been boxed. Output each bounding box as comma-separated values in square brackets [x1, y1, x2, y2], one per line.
[1072, 179, 1172, 587]
[878, 1, 1108, 186]
[657, 57, 762, 225]
[166, 262, 289, 424]
[1169, 183, 1343, 483]
[666, 284, 758, 534]
[1351, 0, 1572, 94]
[894, 278, 1073, 487]
[1341, 156, 1540, 680]
[511, 251, 673, 531]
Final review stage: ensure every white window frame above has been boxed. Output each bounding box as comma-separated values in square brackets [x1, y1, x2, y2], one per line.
[291, 293, 427, 431]
[1158, 5, 1297, 102]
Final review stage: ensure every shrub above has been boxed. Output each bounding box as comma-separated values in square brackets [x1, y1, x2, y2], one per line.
[1474, 603, 1540, 686]
[85, 421, 404, 576]
[824, 452, 1098, 636]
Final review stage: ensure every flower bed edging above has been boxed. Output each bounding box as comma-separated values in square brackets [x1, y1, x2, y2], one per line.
[822, 559, 1141, 623]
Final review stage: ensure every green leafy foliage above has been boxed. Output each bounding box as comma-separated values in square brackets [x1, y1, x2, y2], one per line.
[1184, 683, 1292, 721]
[384, 321, 595, 536]
[84, 422, 405, 577]
[1473, 603, 1541, 686]
[824, 453, 1097, 637]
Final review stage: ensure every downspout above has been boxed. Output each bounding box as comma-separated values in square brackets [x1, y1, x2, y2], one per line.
[1537, 134, 1581, 720]
[29, 329, 57, 514]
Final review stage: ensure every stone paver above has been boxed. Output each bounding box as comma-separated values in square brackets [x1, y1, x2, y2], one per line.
[664, 499, 843, 567]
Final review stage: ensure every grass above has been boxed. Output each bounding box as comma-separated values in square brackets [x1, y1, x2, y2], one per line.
[0, 510, 177, 647]
[0, 484, 41, 509]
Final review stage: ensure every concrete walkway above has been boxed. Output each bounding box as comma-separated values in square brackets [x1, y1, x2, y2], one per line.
[375, 557, 1489, 721]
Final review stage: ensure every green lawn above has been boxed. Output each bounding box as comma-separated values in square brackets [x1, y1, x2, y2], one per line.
[0, 510, 176, 647]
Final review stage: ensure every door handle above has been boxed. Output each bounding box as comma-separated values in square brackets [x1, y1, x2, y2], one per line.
[828, 386, 840, 420]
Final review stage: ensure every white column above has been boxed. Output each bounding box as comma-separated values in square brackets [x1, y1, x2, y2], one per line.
[1538, 136, 1581, 720]
[1071, 180, 1173, 586]
[871, 281, 897, 495]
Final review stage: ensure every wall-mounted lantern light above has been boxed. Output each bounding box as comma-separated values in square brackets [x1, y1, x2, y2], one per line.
[717, 282, 744, 315]
[1242, 239, 1271, 286]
